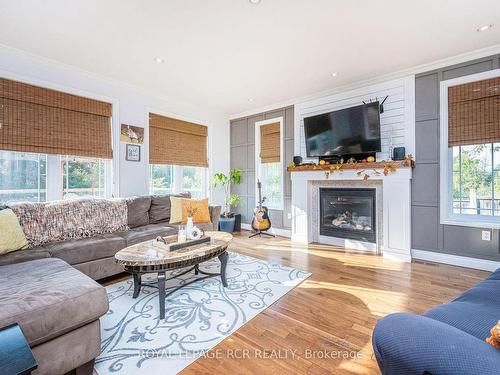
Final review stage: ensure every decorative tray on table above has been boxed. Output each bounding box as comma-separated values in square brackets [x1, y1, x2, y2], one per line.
[154, 235, 211, 252]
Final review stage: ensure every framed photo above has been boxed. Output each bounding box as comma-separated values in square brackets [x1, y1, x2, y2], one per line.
[126, 144, 141, 162]
[120, 124, 144, 144]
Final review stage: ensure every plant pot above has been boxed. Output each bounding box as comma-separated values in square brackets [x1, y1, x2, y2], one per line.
[219, 216, 235, 233]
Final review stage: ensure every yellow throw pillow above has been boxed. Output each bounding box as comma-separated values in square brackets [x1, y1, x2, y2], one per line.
[169, 196, 183, 224]
[0, 208, 29, 255]
[169, 197, 211, 224]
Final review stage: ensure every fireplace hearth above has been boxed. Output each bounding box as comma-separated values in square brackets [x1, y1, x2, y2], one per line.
[319, 188, 376, 243]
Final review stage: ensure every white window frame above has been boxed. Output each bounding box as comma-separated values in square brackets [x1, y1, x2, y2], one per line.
[439, 68, 500, 229]
[255, 116, 284, 210]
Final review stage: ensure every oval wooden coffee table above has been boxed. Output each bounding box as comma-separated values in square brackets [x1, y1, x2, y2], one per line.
[115, 231, 232, 319]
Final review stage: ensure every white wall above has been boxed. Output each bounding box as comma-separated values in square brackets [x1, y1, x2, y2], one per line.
[295, 76, 415, 162]
[0, 45, 230, 205]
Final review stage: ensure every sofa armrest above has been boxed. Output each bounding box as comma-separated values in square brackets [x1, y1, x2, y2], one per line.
[208, 205, 222, 231]
[372, 313, 500, 375]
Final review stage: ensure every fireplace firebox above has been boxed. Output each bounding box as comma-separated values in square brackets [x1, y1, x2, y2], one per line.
[319, 188, 376, 243]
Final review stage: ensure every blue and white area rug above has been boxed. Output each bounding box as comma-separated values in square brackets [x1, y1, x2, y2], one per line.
[95, 252, 311, 375]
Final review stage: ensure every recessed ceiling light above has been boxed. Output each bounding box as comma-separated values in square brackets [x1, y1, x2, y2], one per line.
[477, 24, 493, 32]
[249, 0, 261, 4]
[154, 57, 164, 63]
[248, 98, 255, 102]
[331, 72, 339, 77]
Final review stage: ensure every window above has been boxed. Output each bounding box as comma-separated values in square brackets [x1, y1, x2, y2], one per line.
[150, 164, 174, 195]
[0, 151, 111, 204]
[0, 151, 47, 203]
[440, 69, 500, 228]
[62, 156, 107, 199]
[260, 162, 282, 209]
[255, 117, 284, 210]
[150, 165, 207, 199]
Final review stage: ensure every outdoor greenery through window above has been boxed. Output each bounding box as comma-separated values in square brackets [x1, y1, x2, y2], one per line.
[0, 151, 47, 203]
[260, 162, 282, 210]
[452, 144, 500, 216]
[62, 156, 106, 199]
[150, 164, 207, 199]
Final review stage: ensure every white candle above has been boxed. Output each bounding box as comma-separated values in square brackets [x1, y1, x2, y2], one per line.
[178, 232, 187, 243]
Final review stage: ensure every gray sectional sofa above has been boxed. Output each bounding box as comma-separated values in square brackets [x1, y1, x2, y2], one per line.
[0, 194, 221, 375]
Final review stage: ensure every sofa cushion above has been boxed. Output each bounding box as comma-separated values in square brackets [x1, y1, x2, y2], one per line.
[149, 193, 190, 224]
[0, 246, 51, 266]
[424, 301, 499, 340]
[0, 208, 29, 255]
[116, 224, 177, 246]
[0, 258, 109, 346]
[127, 196, 151, 228]
[452, 279, 500, 307]
[47, 234, 126, 265]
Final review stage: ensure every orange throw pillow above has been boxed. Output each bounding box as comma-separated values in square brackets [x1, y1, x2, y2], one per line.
[169, 197, 211, 224]
[486, 321, 500, 349]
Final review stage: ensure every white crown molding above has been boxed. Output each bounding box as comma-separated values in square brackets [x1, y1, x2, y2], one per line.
[229, 43, 500, 120]
[0, 43, 225, 119]
[412, 249, 500, 272]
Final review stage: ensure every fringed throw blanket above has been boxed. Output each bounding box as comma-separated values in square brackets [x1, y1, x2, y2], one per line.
[11, 198, 128, 247]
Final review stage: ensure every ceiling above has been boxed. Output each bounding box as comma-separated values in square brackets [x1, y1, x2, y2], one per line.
[1, 0, 500, 116]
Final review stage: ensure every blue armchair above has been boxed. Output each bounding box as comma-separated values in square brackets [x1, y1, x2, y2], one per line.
[372, 268, 500, 375]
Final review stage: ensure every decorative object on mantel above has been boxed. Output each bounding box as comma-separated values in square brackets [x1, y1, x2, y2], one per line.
[288, 155, 414, 181]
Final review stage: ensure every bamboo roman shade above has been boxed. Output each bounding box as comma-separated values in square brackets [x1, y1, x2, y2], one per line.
[149, 113, 208, 167]
[0, 77, 113, 158]
[260, 122, 280, 163]
[448, 76, 500, 147]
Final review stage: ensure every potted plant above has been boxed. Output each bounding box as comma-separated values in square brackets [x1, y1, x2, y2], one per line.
[213, 168, 242, 232]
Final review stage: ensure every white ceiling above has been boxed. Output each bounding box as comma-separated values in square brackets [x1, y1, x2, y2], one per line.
[1, 0, 500, 116]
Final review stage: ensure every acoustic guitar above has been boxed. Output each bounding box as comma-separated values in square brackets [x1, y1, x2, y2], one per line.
[251, 180, 272, 232]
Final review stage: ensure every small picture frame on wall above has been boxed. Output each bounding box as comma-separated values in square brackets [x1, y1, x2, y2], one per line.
[126, 144, 141, 162]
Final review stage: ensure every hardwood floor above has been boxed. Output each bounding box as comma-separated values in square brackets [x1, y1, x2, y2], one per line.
[101, 231, 489, 374]
[180, 232, 489, 375]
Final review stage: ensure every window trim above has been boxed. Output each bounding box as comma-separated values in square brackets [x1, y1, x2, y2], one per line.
[255, 116, 284, 211]
[439, 68, 500, 229]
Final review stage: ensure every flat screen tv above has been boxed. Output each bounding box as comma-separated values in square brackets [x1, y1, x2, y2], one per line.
[304, 102, 381, 157]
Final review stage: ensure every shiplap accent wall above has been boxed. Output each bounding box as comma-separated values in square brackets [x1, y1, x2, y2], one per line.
[294, 76, 415, 162]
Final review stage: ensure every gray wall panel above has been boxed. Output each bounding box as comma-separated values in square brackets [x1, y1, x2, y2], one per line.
[268, 209, 284, 228]
[247, 171, 255, 196]
[247, 114, 262, 144]
[265, 109, 285, 120]
[412, 164, 439, 206]
[412, 206, 439, 250]
[415, 73, 439, 121]
[231, 119, 247, 145]
[415, 120, 439, 163]
[247, 144, 255, 171]
[230, 146, 247, 170]
[442, 60, 493, 80]
[412, 54, 500, 261]
[443, 225, 499, 261]
[285, 107, 294, 139]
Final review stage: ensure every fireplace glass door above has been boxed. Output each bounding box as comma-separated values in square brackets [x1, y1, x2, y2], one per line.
[319, 188, 376, 243]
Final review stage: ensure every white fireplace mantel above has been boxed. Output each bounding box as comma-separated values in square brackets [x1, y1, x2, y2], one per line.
[290, 167, 412, 261]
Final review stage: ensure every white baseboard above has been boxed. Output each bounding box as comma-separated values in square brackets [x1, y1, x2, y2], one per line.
[241, 223, 291, 238]
[411, 249, 500, 272]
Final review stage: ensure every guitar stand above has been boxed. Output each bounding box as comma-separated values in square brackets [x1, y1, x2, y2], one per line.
[249, 230, 275, 238]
